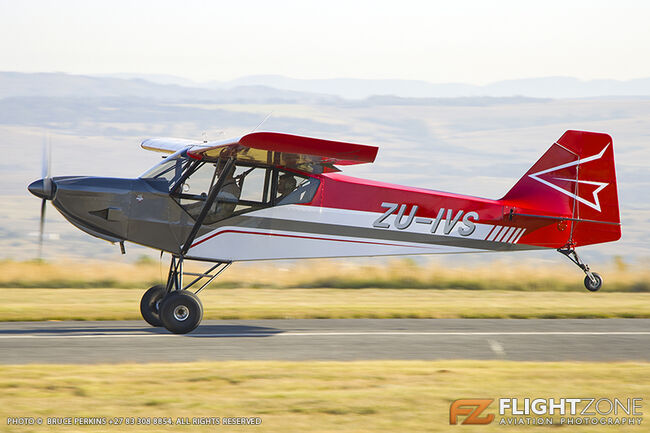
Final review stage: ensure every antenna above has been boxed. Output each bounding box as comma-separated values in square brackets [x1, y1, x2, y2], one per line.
[251, 112, 273, 132]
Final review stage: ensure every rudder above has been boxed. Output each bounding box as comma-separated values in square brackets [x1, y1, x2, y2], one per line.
[502, 130, 621, 247]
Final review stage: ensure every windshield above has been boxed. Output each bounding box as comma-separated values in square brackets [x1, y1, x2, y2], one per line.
[140, 153, 189, 190]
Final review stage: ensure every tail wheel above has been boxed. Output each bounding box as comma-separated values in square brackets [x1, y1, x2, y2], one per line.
[160, 291, 203, 334]
[140, 285, 166, 327]
[584, 273, 603, 292]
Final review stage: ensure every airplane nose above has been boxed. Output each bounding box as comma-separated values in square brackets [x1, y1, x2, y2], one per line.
[28, 178, 55, 200]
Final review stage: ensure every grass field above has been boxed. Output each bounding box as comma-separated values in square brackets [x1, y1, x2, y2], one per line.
[1, 360, 647, 432]
[1, 258, 648, 321]
[1, 287, 649, 321]
[1, 258, 648, 292]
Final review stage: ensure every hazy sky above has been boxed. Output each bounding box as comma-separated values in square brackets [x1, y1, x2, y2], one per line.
[1, 0, 649, 84]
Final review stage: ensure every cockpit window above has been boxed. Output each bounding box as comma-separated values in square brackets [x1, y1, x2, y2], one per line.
[177, 161, 242, 224]
[140, 154, 189, 190]
[162, 158, 320, 224]
[275, 171, 320, 205]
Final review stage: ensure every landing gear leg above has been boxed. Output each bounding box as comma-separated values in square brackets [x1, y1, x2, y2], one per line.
[147, 157, 234, 333]
[558, 247, 603, 292]
[141, 255, 231, 334]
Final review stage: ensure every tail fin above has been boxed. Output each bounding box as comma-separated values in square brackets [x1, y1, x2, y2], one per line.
[502, 130, 620, 247]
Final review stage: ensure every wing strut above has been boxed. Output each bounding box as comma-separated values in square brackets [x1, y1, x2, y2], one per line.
[162, 157, 236, 296]
[180, 157, 235, 257]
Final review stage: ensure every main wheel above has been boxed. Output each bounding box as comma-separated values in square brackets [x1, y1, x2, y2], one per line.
[584, 273, 603, 292]
[140, 285, 166, 327]
[159, 290, 203, 334]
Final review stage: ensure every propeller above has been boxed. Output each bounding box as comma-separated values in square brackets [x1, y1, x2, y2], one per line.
[38, 137, 52, 259]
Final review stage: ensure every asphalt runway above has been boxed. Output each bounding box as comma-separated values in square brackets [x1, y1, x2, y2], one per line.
[0, 319, 649, 364]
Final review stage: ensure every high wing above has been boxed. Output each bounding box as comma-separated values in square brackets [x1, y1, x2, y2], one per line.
[141, 137, 239, 154]
[142, 132, 378, 173]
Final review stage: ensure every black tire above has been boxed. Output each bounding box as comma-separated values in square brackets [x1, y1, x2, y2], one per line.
[140, 285, 166, 327]
[160, 291, 203, 334]
[584, 273, 603, 292]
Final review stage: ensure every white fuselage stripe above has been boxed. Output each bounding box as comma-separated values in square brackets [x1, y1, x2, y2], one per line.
[506, 228, 522, 243]
[483, 225, 496, 240]
[188, 226, 492, 261]
[486, 226, 503, 241]
[501, 227, 518, 243]
[187, 205, 532, 261]
[512, 228, 526, 244]
[494, 226, 510, 242]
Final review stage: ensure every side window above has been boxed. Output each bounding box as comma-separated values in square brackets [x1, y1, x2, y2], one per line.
[174, 161, 273, 224]
[234, 166, 268, 203]
[172, 161, 320, 224]
[230, 166, 271, 216]
[178, 162, 218, 207]
[174, 162, 221, 222]
[275, 171, 320, 205]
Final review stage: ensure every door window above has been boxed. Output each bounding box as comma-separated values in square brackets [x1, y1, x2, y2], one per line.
[275, 170, 320, 205]
[172, 161, 320, 224]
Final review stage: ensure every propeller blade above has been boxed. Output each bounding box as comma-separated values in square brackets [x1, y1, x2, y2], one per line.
[42, 136, 52, 197]
[39, 198, 46, 259]
[38, 134, 52, 259]
[41, 135, 51, 179]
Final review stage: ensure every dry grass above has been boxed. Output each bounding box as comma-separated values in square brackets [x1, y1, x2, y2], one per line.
[0, 258, 647, 321]
[1, 258, 648, 292]
[0, 259, 166, 289]
[0, 287, 648, 321]
[0, 360, 647, 433]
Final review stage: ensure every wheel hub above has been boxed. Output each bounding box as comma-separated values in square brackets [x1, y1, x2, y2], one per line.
[173, 305, 190, 322]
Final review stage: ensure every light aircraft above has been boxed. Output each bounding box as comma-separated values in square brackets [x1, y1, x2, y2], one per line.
[28, 130, 621, 333]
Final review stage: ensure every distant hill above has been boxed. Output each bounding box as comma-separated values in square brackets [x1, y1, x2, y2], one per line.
[0, 72, 554, 135]
[5, 72, 649, 102]
[0, 72, 340, 104]
[214, 75, 650, 99]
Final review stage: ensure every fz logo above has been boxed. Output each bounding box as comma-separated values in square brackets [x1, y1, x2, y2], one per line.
[449, 399, 494, 425]
[372, 202, 479, 236]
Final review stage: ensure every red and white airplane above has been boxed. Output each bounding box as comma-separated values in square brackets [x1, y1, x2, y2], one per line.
[29, 130, 621, 333]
